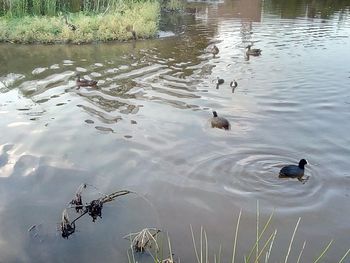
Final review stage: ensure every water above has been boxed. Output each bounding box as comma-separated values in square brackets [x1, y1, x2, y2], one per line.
[1, 0, 350, 262]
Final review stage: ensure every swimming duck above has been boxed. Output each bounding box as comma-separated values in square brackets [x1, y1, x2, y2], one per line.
[230, 80, 238, 88]
[279, 159, 308, 182]
[211, 45, 219, 56]
[230, 80, 238, 93]
[246, 44, 262, 56]
[215, 77, 224, 89]
[76, 74, 98, 87]
[210, 111, 230, 130]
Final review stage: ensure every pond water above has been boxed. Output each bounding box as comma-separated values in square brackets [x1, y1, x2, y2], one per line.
[1, 0, 350, 262]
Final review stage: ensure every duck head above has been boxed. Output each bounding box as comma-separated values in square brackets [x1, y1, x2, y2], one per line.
[298, 159, 308, 168]
[212, 111, 218, 117]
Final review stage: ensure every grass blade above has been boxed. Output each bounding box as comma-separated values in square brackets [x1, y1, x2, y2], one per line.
[296, 241, 306, 263]
[201, 226, 203, 263]
[168, 234, 174, 263]
[284, 217, 301, 263]
[264, 229, 277, 263]
[232, 209, 242, 263]
[246, 210, 275, 262]
[204, 230, 208, 263]
[253, 230, 276, 263]
[313, 240, 333, 263]
[256, 200, 259, 263]
[338, 248, 350, 263]
[190, 225, 201, 263]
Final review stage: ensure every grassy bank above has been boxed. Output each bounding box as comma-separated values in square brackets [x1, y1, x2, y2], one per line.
[0, 0, 160, 44]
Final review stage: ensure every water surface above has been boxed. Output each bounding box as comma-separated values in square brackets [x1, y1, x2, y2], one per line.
[1, 0, 350, 262]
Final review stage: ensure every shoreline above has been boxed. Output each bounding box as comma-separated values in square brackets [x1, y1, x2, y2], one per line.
[0, 2, 160, 45]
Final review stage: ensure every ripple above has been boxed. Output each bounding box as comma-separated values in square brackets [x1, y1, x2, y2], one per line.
[186, 147, 332, 212]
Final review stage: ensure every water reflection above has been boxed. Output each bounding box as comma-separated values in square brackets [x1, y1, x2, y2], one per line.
[1, 0, 350, 262]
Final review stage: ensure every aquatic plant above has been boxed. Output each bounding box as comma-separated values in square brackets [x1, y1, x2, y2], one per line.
[124, 228, 162, 253]
[126, 230, 177, 263]
[59, 183, 132, 239]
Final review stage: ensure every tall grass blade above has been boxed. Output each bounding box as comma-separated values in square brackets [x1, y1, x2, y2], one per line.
[284, 217, 301, 263]
[256, 201, 259, 263]
[264, 229, 277, 263]
[296, 241, 306, 263]
[313, 240, 333, 263]
[253, 230, 276, 263]
[200, 226, 203, 263]
[190, 225, 201, 263]
[338, 248, 350, 263]
[204, 230, 208, 263]
[218, 244, 222, 263]
[168, 233, 174, 263]
[246, 211, 275, 263]
[232, 209, 242, 263]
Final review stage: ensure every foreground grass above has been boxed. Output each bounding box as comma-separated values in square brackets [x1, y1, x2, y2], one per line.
[0, 1, 160, 44]
[127, 207, 350, 263]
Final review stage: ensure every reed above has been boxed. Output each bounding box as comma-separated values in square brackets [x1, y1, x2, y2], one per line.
[0, 1, 159, 43]
[0, 0, 157, 17]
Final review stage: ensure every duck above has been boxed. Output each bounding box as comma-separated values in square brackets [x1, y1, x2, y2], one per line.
[211, 45, 219, 56]
[230, 80, 238, 93]
[210, 111, 230, 130]
[215, 77, 224, 89]
[279, 159, 308, 182]
[230, 80, 238, 88]
[246, 44, 262, 56]
[126, 25, 137, 40]
[65, 16, 77, 31]
[76, 74, 98, 87]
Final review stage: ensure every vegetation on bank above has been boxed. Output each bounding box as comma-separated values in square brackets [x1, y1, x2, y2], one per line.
[0, 0, 160, 43]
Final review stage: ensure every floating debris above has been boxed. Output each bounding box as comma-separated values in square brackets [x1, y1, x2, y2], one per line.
[124, 228, 161, 253]
[87, 199, 103, 222]
[60, 209, 76, 239]
[70, 183, 86, 213]
[60, 184, 132, 238]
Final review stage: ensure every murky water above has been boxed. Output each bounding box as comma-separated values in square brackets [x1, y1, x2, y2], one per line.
[1, 0, 350, 262]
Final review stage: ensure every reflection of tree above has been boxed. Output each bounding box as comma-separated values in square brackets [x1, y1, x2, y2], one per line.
[266, 0, 350, 19]
[240, 21, 253, 44]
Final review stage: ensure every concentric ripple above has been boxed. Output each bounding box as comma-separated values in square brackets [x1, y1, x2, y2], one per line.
[187, 147, 332, 212]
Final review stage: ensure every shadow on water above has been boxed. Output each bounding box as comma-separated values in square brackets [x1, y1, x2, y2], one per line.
[0, 0, 350, 262]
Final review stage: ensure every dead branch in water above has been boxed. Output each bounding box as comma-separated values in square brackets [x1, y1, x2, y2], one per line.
[60, 184, 132, 239]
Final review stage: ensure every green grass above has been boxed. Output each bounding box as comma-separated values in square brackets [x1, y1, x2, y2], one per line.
[0, 1, 160, 43]
[0, 0, 153, 17]
[161, 0, 184, 12]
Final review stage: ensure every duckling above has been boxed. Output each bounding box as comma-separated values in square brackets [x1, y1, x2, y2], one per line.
[76, 74, 98, 87]
[215, 77, 224, 89]
[211, 45, 219, 57]
[230, 79, 238, 93]
[230, 80, 238, 88]
[210, 111, 230, 130]
[126, 25, 137, 40]
[246, 44, 261, 56]
[65, 16, 77, 31]
[279, 159, 308, 182]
